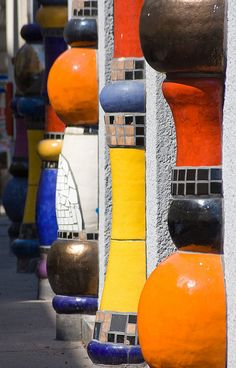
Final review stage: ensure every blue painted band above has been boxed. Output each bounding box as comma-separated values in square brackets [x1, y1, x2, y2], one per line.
[17, 97, 45, 119]
[11, 238, 40, 257]
[87, 340, 144, 365]
[36, 168, 58, 246]
[100, 81, 146, 113]
[52, 295, 98, 315]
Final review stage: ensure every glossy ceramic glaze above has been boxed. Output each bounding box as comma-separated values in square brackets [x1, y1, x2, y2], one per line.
[114, 0, 143, 58]
[37, 139, 62, 161]
[47, 239, 98, 296]
[36, 168, 58, 246]
[163, 79, 222, 167]
[138, 252, 226, 368]
[48, 48, 98, 125]
[140, 0, 225, 73]
[36, 5, 67, 29]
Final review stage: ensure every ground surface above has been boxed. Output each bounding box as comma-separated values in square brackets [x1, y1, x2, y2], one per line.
[0, 215, 93, 368]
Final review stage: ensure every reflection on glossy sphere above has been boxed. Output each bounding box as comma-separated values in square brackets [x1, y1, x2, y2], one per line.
[14, 36, 44, 95]
[47, 48, 98, 125]
[47, 239, 98, 296]
[138, 252, 226, 368]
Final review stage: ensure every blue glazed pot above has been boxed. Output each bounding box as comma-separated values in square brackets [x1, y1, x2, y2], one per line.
[53, 295, 98, 314]
[87, 340, 144, 365]
[100, 81, 146, 113]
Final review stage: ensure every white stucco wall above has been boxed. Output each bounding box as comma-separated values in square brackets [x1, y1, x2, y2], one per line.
[223, 1, 236, 366]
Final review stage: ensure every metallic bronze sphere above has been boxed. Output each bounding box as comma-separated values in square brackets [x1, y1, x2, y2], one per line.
[139, 0, 225, 73]
[47, 239, 98, 296]
[14, 43, 44, 95]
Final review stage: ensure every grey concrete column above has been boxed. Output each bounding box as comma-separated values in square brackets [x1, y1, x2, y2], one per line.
[145, 65, 176, 276]
[223, 1, 236, 367]
[98, 0, 113, 298]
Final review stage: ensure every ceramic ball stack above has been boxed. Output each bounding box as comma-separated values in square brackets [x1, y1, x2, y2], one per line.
[138, 1, 226, 367]
[46, 1, 99, 340]
[88, 0, 146, 365]
[35, 0, 67, 300]
[11, 24, 45, 273]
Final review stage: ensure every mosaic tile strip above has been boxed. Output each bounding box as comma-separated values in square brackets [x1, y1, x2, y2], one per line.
[111, 58, 145, 81]
[44, 132, 64, 140]
[56, 154, 84, 232]
[42, 161, 58, 169]
[171, 167, 222, 197]
[105, 113, 145, 147]
[72, 0, 98, 17]
[57, 231, 98, 240]
[93, 311, 139, 346]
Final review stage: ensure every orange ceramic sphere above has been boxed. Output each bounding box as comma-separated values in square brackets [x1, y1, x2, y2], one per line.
[47, 48, 98, 125]
[138, 252, 226, 368]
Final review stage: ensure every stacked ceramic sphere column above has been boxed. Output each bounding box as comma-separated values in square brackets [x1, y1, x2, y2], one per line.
[11, 24, 45, 273]
[47, 4, 99, 341]
[138, 1, 226, 367]
[3, 95, 28, 241]
[35, 0, 67, 300]
[88, 0, 146, 365]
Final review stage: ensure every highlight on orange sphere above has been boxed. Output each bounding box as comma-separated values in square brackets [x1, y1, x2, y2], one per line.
[138, 251, 226, 368]
[47, 48, 98, 126]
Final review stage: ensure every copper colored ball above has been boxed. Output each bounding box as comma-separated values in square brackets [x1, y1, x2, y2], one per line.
[47, 239, 98, 296]
[14, 44, 44, 95]
[140, 0, 225, 73]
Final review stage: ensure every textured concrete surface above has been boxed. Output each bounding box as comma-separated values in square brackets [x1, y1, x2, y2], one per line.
[223, 1, 236, 366]
[0, 215, 93, 368]
[98, 0, 113, 297]
[145, 65, 176, 276]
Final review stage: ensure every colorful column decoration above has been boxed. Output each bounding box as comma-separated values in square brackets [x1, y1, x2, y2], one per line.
[87, 0, 146, 364]
[11, 24, 45, 273]
[3, 95, 28, 240]
[35, 0, 67, 299]
[138, 1, 226, 368]
[46, 1, 99, 340]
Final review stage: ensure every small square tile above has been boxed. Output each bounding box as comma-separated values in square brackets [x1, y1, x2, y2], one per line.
[211, 168, 222, 180]
[126, 336, 136, 345]
[109, 116, 115, 124]
[124, 59, 134, 69]
[117, 70, 125, 80]
[178, 183, 185, 195]
[104, 312, 112, 322]
[108, 333, 115, 343]
[171, 183, 177, 196]
[92, 1, 97, 6]
[134, 70, 143, 79]
[135, 115, 145, 124]
[136, 137, 144, 146]
[178, 170, 185, 181]
[197, 169, 209, 181]
[197, 183, 209, 195]
[117, 334, 125, 343]
[125, 71, 133, 80]
[186, 183, 195, 195]
[110, 314, 127, 332]
[84, 1, 90, 6]
[84, 9, 90, 15]
[125, 116, 133, 125]
[93, 322, 101, 340]
[173, 170, 178, 181]
[92, 9, 98, 16]
[186, 169, 196, 181]
[77, 9, 83, 15]
[117, 60, 125, 70]
[135, 60, 144, 69]
[128, 315, 137, 324]
[210, 182, 222, 194]
[127, 323, 136, 334]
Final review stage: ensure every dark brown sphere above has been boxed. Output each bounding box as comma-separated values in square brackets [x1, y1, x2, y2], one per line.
[47, 239, 98, 297]
[139, 0, 225, 73]
[14, 43, 44, 95]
